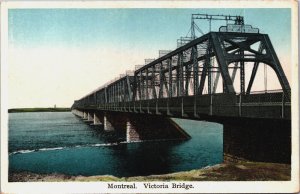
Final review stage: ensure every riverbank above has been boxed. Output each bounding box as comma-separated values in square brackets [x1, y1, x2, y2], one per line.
[9, 161, 290, 182]
[8, 108, 70, 113]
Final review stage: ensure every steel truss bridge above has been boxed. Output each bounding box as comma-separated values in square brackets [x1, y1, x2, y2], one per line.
[72, 31, 291, 121]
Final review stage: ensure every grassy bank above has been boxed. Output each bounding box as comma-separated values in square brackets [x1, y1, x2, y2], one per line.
[9, 161, 290, 182]
[8, 108, 71, 113]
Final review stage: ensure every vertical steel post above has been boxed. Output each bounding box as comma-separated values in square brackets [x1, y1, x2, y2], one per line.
[176, 54, 180, 97]
[122, 80, 125, 110]
[213, 71, 220, 94]
[127, 76, 132, 102]
[146, 68, 149, 100]
[155, 98, 158, 114]
[146, 68, 150, 113]
[108, 88, 110, 104]
[152, 65, 157, 99]
[181, 97, 184, 117]
[116, 84, 118, 110]
[118, 82, 120, 109]
[117, 82, 119, 110]
[159, 62, 164, 98]
[118, 81, 120, 110]
[168, 58, 172, 115]
[240, 51, 245, 94]
[209, 94, 213, 115]
[110, 87, 112, 109]
[208, 54, 212, 95]
[193, 46, 199, 95]
[141, 70, 145, 100]
[239, 93, 242, 116]
[207, 39, 213, 115]
[133, 74, 137, 112]
[110, 86, 112, 109]
[168, 58, 173, 98]
[110, 86, 112, 108]
[179, 52, 184, 96]
[140, 72, 142, 112]
[199, 39, 210, 95]
[192, 45, 198, 117]
[281, 92, 285, 118]
[114, 84, 116, 110]
[185, 63, 191, 96]
[223, 80, 226, 93]
[177, 52, 184, 96]
[207, 59, 212, 94]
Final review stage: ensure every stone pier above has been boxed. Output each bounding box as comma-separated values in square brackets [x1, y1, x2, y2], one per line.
[71, 109, 84, 118]
[83, 111, 88, 120]
[93, 112, 103, 125]
[72, 109, 190, 142]
[72, 109, 290, 164]
[126, 120, 140, 142]
[103, 114, 115, 131]
[87, 112, 93, 122]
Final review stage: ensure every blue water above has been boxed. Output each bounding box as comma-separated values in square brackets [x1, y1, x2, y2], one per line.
[9, 112, 223, 177]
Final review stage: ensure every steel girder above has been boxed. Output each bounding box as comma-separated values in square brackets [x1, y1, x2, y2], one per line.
[133, 32, 290, 101]
[210, 32, 290, 95]
[73, 32, 290, 109]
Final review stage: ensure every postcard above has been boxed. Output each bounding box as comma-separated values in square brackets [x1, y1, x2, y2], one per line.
[1, 0, 299, 193]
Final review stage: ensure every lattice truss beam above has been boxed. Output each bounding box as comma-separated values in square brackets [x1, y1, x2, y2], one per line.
[133, 32, 290, 101]
[74, 32, 291, 106]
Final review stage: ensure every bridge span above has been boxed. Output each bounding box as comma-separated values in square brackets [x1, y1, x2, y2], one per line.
[72, 20, 291, 163]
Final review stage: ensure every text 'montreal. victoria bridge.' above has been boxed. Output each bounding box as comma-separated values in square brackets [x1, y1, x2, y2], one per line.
[71, 14, 291, 164]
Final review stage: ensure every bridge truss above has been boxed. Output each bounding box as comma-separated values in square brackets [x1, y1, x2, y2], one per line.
[73, 25, 291, 120]
[133, 32, 290, 98]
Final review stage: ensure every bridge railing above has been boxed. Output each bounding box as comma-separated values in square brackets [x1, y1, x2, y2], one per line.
[236, 90, 291, 119]
[74, 90, 290, 120]
[239, 89, 291, 104]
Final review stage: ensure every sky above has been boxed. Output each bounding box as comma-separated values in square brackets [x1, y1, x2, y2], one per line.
[7, 8, 291, 108]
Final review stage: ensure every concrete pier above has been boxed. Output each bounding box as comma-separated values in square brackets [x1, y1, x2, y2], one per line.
[104, 114, 115, 131]
[73, 109, 190, 142]
[72, 108, 290, 164]
[93, 112, 103, 125]
[103, 112, 191, 142]
[83, 111, 88, 120]
[126, 120, 140, 142]
[71, 109, 84, 118]
[87, 112, 93, 122]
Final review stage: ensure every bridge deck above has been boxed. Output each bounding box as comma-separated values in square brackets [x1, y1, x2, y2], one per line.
[72, 32, 291, 121]
[76, 91, 291, 120]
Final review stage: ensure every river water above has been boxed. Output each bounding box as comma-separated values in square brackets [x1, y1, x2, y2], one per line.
[9, 112, 223, 177]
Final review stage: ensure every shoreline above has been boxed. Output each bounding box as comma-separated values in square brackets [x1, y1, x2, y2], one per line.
[8, 108, 71, 113]
[9, 161, 291, 182]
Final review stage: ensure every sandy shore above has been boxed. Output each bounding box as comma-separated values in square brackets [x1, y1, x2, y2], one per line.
[9, 161, 290, 182]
